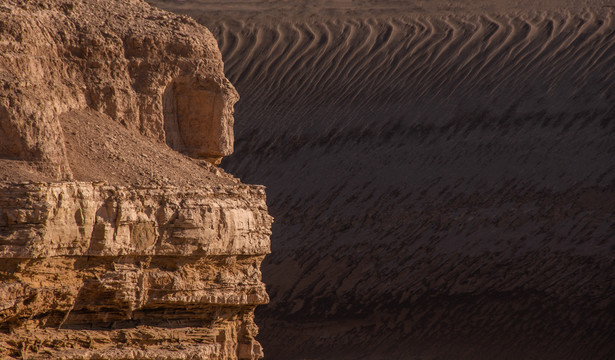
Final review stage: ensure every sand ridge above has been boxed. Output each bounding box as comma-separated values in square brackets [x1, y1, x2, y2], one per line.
[221, 13, 615, 359]
[151, 0, 612, 18]
[147, 1, 615, 359]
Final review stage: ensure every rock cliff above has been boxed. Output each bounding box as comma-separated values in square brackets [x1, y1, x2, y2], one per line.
[0, 0, 271, 359]
[1, 0, 238, 181]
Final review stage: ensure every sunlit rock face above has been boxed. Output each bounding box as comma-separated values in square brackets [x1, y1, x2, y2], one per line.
[0, 1, 270, 359]
[164, 76, 235, 164]
[0, 0, 238, 179]
[0, 182, 271, 359]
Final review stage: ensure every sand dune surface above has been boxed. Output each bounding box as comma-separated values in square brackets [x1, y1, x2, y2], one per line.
[149, 1, 615, 359]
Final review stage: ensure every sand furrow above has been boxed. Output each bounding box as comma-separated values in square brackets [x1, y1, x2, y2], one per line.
[146, 3, 615, 357]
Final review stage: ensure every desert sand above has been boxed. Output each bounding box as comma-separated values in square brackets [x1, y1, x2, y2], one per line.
[148, 1, 615, 359]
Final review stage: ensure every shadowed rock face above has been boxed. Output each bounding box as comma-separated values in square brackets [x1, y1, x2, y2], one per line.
[147, 2, 615, 359]
[0, 1, 271, 359]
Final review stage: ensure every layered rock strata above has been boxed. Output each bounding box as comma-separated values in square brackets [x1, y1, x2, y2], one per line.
[0, 0, 272, 359]
[0, 182, 271, 359]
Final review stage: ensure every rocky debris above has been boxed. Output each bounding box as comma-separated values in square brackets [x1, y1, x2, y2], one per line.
[0, 0, 271, 359]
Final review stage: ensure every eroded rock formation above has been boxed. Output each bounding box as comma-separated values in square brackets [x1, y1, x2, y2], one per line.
[0, 183, 271, 359]
[0, 0, 237, 180]
[0, 0, 271, 359]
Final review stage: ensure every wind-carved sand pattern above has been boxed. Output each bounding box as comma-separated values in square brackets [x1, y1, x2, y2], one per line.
[213, 12, 615, 359]
[215, 12, 615, 131]
[148, 2, 615, 359]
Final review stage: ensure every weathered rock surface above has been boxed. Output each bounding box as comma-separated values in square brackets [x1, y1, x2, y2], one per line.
[0, 183, 270, 258]
[0, 182, 271, 359]
[0, 0, 272, 359]
[0, 0, 237, 181]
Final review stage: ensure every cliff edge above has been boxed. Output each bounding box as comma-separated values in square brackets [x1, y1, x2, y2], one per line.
[0, 0, 272, 359]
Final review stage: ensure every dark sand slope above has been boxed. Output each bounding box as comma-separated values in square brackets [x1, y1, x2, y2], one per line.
[150, 2, 615, 359]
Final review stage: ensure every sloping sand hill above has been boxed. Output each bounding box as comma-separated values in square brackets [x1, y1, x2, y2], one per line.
[150, 1, 615, 359]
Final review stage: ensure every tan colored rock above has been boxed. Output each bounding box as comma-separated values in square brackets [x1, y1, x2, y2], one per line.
[0, 0, 238, 181]
[0, 0, 271, 359]
[0, 183, 271, 258]
[0, 255, 269, 359]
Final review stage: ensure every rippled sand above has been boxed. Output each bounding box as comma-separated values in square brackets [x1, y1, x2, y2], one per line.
[150, 1, 615, 359]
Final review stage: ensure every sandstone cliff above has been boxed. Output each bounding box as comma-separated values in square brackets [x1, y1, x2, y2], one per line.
[0, 0, 272, 359]
[0, 0, 238, 181]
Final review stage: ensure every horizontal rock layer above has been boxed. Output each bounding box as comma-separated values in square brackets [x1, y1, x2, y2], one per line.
[0, 182, 271, 258]
[0, 182, 272, 359]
